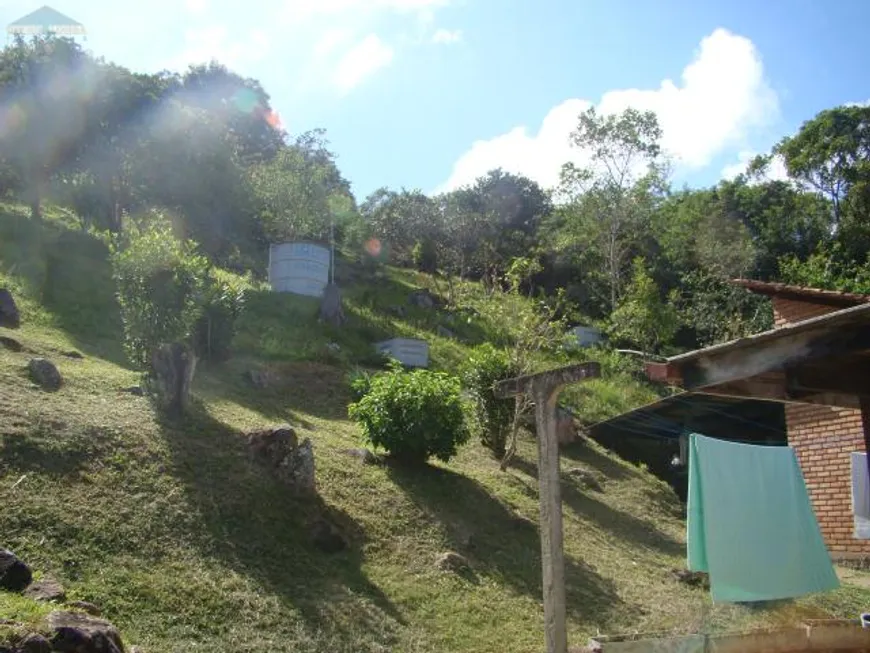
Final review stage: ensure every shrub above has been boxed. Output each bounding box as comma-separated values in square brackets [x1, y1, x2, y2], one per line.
[462, 343, 520, 457]
[348, 362, 470, 464]
[193, 269, 250, 362]
[111, 218, 209, 367]
[411, 239, 437, 273]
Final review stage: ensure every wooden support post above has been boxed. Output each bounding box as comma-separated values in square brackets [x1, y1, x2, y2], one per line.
[495, 362, 601, 653]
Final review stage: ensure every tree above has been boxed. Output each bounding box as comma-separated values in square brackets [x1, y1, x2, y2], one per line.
[0, 36, 96, 219]
[360, 188, 441, 266]
[606, 257, 678, 354]
[776, 105, 870, 227]
[180, 61, 285, 164]
[554, 107, 667, 312]
[249, 131, 353, 245]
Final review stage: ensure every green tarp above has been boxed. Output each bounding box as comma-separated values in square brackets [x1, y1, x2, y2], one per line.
[687, 433, 839, 602]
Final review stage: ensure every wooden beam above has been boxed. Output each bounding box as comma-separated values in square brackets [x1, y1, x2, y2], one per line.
[495, 362, 601, 653]
[680, 324, 870, 391]
[495, 362, 601, 399]
[787, 362, 870, 397]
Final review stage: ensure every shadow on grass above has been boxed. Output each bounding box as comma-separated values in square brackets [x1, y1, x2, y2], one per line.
[560, 440, 632, 482]
[154, 401, 404, 646]
[0, 424, 114, 478]
[0, 211, 127, 365]
[385, 460, 622, 626]
[507, 454, 683, 559]
[196, 358, 353, 425]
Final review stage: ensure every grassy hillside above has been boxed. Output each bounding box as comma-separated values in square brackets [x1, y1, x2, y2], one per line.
[3, 204, 870, 652]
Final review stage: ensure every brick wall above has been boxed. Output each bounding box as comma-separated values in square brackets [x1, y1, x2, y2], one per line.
[771, 296, 841, 327]
[786, 404, 870, 556]
[774, 295, 870, 556]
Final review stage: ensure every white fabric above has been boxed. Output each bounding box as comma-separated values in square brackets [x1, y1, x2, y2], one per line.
[850, 452, 870, 539]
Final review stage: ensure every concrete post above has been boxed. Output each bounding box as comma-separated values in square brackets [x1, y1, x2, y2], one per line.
[495, 362, 601, 653]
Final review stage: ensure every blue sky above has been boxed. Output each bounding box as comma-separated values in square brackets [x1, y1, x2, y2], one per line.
[2, 0, 869, 199]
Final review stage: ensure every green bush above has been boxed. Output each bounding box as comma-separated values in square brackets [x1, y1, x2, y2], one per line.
[348, 362, 470, 464]
[411, 239, 437, 273]
[111, 218, 209, 367]
[193, 269, 250, 362]
[462, 343, 520, 457]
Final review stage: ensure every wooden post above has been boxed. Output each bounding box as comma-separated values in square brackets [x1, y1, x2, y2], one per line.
[495, 362, 601, 653]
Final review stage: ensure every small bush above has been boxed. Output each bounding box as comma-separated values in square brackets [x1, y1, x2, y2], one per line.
[348, 362, 470, 464]
[193, 269, 250, 362]
[411, 239, 437, 273]
[462, 343, 520, 457]
[111, 218, 209, 367]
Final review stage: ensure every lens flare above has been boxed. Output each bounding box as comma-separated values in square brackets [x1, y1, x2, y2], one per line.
[264, 110, 282, 129]
[364, 238, 382, 257]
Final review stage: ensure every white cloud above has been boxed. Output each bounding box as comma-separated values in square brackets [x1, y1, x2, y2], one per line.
[314, 29, 353, 57]
[165, 25, 272, 73]
[846, 99, 870, 107]
[333, 34, 394, 93]
[281, 0, 449, 23]
[431, 28, 461, 44]
[721, 150, 789, 183]
[184, 0, 208, 15]
[437, 28, 780, 193]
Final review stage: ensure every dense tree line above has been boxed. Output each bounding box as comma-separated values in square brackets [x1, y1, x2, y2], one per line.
[1, 35, 869, 356]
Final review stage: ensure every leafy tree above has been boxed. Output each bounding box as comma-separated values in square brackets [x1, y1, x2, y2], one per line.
[607, 257, 678, 354]
[0, 36, 96, 219]
[250, 132, 353, 245]
[180, 61, 285, 165]
[554, 107, 667, 312]
[779, 244, 870, 294]
[776, 105, 870, 226]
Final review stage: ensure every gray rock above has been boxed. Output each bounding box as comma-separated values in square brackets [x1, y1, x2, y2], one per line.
[0, 288, 20, 329]
[28, 358, 63, 391]
[309, 517, 348, 554]
[319, 283, 345, 327]
[408, 289, 438, 309]
[47, 610, 125, 653]
[68, 600, 102, 616]
[341, 448, 379, 465]
[150, 342, 197, 416]
[24, 577, 66, 602]
[436, 325, 455, 339]
[246, 368, 279, 389]
[62, 351, 83, 359]
[434, 551, 470, 573]
[0, 336, 22, 352]
[0, 548, 32, 592]
[18, 633, 51, 653]
[122, 386, 144, 397]
[388, 305, 406, 317]
[247, 425, 317, 496]
[566, 466, 604, 492]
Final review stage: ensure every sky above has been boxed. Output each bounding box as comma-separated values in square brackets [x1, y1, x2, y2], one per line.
[2, 0, 869, 200]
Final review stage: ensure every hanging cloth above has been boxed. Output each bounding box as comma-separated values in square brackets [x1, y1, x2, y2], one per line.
[687, 433, 839, 603]
[850, 452, 870, 539]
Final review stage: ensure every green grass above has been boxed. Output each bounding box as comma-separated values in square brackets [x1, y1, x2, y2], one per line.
[3, 203, 870, 652]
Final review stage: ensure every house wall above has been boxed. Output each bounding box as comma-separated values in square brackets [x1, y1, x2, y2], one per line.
[773, 296, 870, 557]
[786, 403, 870, 556]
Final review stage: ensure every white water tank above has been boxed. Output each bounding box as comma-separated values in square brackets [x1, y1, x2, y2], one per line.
[268, 242, 330, 298]
[571, 325, 603, 348]
[375, 338, 430, 368]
